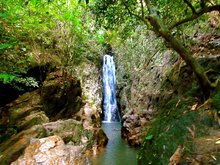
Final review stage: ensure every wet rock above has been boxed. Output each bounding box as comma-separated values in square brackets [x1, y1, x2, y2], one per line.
[81, 103, 101, 129]
[42, 119, 108, 150]
[93, 128, 108, 149]
[17, 111, 49, 131]
[11, 135, 89, 165]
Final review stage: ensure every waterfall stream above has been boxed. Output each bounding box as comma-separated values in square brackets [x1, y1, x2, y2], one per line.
[90, 54, 137, 165]
[102, 54, 120, 122]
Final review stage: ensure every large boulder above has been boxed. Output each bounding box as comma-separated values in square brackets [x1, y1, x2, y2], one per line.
[0, 68, 106, 164]
[0, 119, 108, 164]
[0, 125, 47, 164]
[11, 135, 89, 165]
[0, 90, 49, 134]
[41, 71, 83, 120]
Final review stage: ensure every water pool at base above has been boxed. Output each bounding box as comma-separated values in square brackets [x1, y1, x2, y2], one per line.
[90, 122, 138, 165]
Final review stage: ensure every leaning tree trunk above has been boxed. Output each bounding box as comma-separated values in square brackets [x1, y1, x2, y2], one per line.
[146, 14, 214, 97]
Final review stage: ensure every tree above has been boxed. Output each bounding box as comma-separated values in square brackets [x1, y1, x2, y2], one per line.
[93, 0, 220, 97]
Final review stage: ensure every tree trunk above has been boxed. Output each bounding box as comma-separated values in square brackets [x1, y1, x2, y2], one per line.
[146, 14, 214, 97]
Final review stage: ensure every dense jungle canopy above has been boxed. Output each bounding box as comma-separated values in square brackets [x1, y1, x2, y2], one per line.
[1, 0, 220, 95]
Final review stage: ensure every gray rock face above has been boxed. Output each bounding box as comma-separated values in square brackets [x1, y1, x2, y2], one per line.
[116, 49, 174, 146]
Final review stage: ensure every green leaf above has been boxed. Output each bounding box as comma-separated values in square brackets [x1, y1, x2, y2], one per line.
[0, 12, 9, 19]
[0, 43, 13, 50]
[85, 0, 89, 4]
[0, 74, 15, 84]
[145, 134, 153, 141]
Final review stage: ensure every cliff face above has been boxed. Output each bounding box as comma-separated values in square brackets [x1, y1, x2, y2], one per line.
[114, 29, 220, 164]
[114, 30, 177, 146]
[74, 61, 103, 129]
[0, 58, 106, 164]
[138, 54, 220, 164]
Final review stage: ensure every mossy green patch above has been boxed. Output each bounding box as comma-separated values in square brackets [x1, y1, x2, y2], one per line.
[211, 86, 220, 116]
[138, 96, 205, 164]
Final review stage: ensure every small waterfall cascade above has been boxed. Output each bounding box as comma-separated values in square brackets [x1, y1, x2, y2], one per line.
[102, 54, 120, 122]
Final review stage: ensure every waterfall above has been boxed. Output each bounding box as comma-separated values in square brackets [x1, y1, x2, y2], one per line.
[102, 54, 120, 122]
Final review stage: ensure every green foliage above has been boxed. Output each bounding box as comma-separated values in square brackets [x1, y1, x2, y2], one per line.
[144, 134, 153, 141]
[0, 43, 13, 50]
[0, 74, 15, 84]
[93, 0, 142, 39]
[185, 82, 200, 97]
[211, 86, 220, 115]
[0, 0, 103, 79]
[0, 72, 39, 91]
[95, 30, 105, 45]
[138, 96, 201, 164]
[14, 77, 39, 88]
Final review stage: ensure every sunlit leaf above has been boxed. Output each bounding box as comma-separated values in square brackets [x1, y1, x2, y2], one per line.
[145, 134, 153, 141]
[0, 74, 15, 84]
[0, 43, 13, 50]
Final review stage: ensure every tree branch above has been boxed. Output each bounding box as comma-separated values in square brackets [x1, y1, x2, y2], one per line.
[121, 0, 145, 22]
[140, 0, 144, 19]
[200, 0, 206, 8]
[169, 5, 220, 29]
[184, 0, 196, 14]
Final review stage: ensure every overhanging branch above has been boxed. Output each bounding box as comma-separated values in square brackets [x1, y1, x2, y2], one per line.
[121, 0, 146, 22]
[140, 0, 144, 19]
[169, 5, 220, 29]
[184, 0, 196, 14]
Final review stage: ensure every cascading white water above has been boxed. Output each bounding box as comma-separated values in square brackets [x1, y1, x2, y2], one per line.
[102, 54, 120, 122]
[90, 55, 137, 165]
